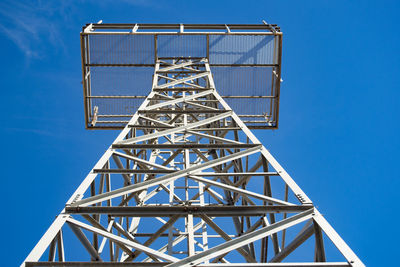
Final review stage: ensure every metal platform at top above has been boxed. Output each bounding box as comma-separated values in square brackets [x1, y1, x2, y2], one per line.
[81, 23, 282, 130]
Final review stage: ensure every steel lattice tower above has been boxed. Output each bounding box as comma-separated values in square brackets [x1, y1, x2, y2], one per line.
[22, 23, 364, 267]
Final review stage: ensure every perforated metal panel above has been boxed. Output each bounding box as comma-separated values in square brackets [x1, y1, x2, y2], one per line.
[81, 23, 282, 129]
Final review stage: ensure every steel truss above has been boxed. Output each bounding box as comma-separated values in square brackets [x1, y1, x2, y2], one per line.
[22, 58, 364, 267]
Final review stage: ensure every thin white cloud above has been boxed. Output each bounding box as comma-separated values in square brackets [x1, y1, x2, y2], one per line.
[0, 0, 165, 59]
[0, 24, 38, 58]
[0, 0, 70, 59]
[6, 127, 60, 138]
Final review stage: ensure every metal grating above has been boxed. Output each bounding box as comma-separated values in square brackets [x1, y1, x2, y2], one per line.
[209, 35, 275, 64]
[157, 35, 207, 58]
[89, 35, 155, 65]
[211, 67, 273, 96]
[90, 67, 153, 95]
[81, 23, 282, 129]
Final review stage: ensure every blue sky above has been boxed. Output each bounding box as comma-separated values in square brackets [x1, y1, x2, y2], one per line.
[0, 0, 399, 265]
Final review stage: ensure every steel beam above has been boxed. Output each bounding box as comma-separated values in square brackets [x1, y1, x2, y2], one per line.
[165, 209, 314, 267]
[23, 57, 364, 267]
[65, 205, 311, 216]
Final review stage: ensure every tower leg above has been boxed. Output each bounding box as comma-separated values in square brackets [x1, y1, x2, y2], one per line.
[22, 58, 364, 267]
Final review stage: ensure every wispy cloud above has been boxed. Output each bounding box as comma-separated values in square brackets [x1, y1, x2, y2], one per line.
[0, 0, 167, 60]
[0, 0, 71, 59]
[6, 127, 61, 138]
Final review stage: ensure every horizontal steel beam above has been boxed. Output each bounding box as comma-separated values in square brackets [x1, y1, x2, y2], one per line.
[65, 205, 312, 217]
[153, 87, 212, 91]
[26, 263, 350, 267]
[26, 263, 168, 267]
[93, 169, 175, 174]
[112, 144, 260, 149]
[128, 125, 173, 129]
[202, 264, 350, 267]
[87, 95, 147, 99]
[88, 23, 279, 30]
[89, 125, 278, 130]
[86, 63, 278, 67]
[138, 110, 227, 114]
[197, 172, 279, 176]
[82, 23, 281, 36]
[143, 89, 213, 110]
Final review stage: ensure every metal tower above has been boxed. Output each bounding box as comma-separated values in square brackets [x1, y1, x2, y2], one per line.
[22, 23, 364, 267]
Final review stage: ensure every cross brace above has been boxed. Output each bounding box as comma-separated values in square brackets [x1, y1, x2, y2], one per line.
[22, 58, 364, 267]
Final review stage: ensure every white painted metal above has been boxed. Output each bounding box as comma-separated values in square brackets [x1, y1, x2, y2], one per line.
[22, 58, 364, 267]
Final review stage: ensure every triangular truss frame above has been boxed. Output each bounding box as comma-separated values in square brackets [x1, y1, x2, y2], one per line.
[22, 58, 364, 267]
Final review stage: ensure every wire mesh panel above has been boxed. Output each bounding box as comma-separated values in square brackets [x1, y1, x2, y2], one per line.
[209, 35, 275, 64]
[81, 23, 282, 129]
[211, 66, 273, 96]
[157, 35, 207, 58]
[88, 35, 154, 64]
[90, 67, 153, 95]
